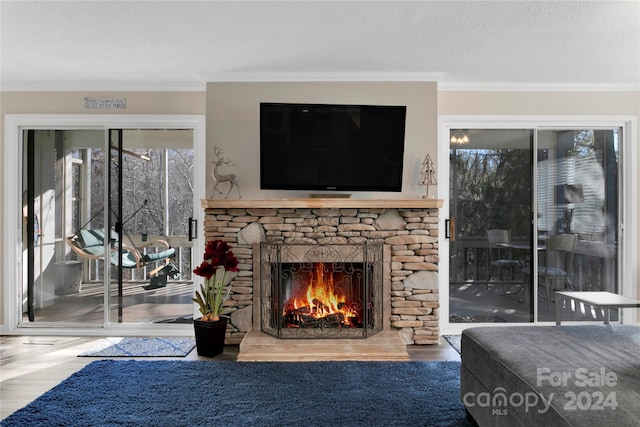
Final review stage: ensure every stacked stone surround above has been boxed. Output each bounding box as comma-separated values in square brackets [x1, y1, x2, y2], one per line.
[203, 201, 441, 345]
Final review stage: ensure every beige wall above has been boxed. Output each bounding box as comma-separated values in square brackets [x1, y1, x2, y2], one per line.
[0, 91, 206, 326]
[438, 91, 640, 116]
[205, 81, 438, 200]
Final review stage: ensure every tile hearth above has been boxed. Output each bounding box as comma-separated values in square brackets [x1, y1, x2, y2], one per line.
[237, 330, 410, 362]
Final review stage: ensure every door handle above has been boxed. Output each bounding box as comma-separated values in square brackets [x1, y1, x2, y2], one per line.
[188, 217, 197, 241]
[445, 217, 455, 241]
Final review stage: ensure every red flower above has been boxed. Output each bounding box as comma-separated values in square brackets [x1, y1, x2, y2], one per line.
[224, 253, 240, 272]
[193, 239, 239, 277]
[193, 260, 217, 279]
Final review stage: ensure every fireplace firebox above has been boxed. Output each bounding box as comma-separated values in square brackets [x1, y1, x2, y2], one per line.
[260, 241, 383, 339]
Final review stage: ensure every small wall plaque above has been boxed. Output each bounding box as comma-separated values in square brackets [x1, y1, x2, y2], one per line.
[84, 97, 127, 109]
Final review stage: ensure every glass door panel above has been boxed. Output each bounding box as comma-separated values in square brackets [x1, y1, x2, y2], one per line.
[21, 129, 104, 325]
[108, 129, 194, 324]
[536, 129, 619, 321]
[449, 129, 534, 323]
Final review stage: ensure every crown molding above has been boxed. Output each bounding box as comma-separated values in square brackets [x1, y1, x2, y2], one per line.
[200, 71, 446, 82]
[438, 81, 640, 92]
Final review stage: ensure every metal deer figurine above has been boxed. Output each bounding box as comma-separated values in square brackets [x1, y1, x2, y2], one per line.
[211, 146, 241, 199]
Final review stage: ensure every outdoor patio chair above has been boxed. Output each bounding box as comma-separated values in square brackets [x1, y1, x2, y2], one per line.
[486, 229, 523, 293]
[538, 233, 577, 311]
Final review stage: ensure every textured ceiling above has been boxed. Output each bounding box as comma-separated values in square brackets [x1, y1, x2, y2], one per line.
[1, 1, 638, 90]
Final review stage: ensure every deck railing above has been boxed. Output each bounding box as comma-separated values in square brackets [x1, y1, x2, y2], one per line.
[449, 236, 617, 293]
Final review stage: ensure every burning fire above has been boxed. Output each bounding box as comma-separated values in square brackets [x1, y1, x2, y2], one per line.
[283, 263, 359, 327]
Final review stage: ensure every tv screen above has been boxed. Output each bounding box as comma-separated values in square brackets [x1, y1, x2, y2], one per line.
[260, 103, 406, 192]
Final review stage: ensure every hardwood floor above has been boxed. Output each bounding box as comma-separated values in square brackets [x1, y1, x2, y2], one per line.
[0, 335, 460, 420]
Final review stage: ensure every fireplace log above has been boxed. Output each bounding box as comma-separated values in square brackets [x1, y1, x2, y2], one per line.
[324, 313, 345, 324]
[282, 311, 355, 329]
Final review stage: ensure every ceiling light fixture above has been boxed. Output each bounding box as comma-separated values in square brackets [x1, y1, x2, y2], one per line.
[450, 130, 470, 145]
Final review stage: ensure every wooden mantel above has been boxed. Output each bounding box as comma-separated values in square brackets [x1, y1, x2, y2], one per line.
[202, 198, 444, 209]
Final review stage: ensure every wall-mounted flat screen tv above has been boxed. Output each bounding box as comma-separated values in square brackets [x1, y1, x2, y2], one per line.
[260, 102, 406, 192]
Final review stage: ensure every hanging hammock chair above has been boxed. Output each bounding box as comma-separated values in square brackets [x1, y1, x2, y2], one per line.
[66, 228, 179, 290]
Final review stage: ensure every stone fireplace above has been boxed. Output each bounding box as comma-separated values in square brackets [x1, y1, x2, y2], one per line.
[202, 198, 443, 359]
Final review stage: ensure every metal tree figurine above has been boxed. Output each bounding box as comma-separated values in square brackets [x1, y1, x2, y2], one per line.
[211, 146, 241, 199]
[418, 154, 437, 198]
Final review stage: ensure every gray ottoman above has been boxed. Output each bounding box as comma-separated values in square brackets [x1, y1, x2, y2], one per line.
[460, 325, 640, 426]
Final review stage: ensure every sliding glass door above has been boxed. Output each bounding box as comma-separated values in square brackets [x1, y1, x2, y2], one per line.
[448, 129, 534, 323]
[20, 126, 197, 327]
[536, 129, 619, 321]
[448, 126, 621, 324]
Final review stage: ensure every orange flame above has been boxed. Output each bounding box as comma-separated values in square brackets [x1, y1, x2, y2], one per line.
[284, 263, 358, 326]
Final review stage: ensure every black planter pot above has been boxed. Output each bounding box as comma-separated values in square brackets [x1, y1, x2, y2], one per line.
[193, 317, 228, 357]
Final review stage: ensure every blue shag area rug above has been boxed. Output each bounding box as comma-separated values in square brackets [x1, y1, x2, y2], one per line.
[1, 360, 476, 427]
[78, 337, 196, 357]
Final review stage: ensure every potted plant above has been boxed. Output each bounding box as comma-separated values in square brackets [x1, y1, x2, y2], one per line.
[192, 239, 239, 357]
